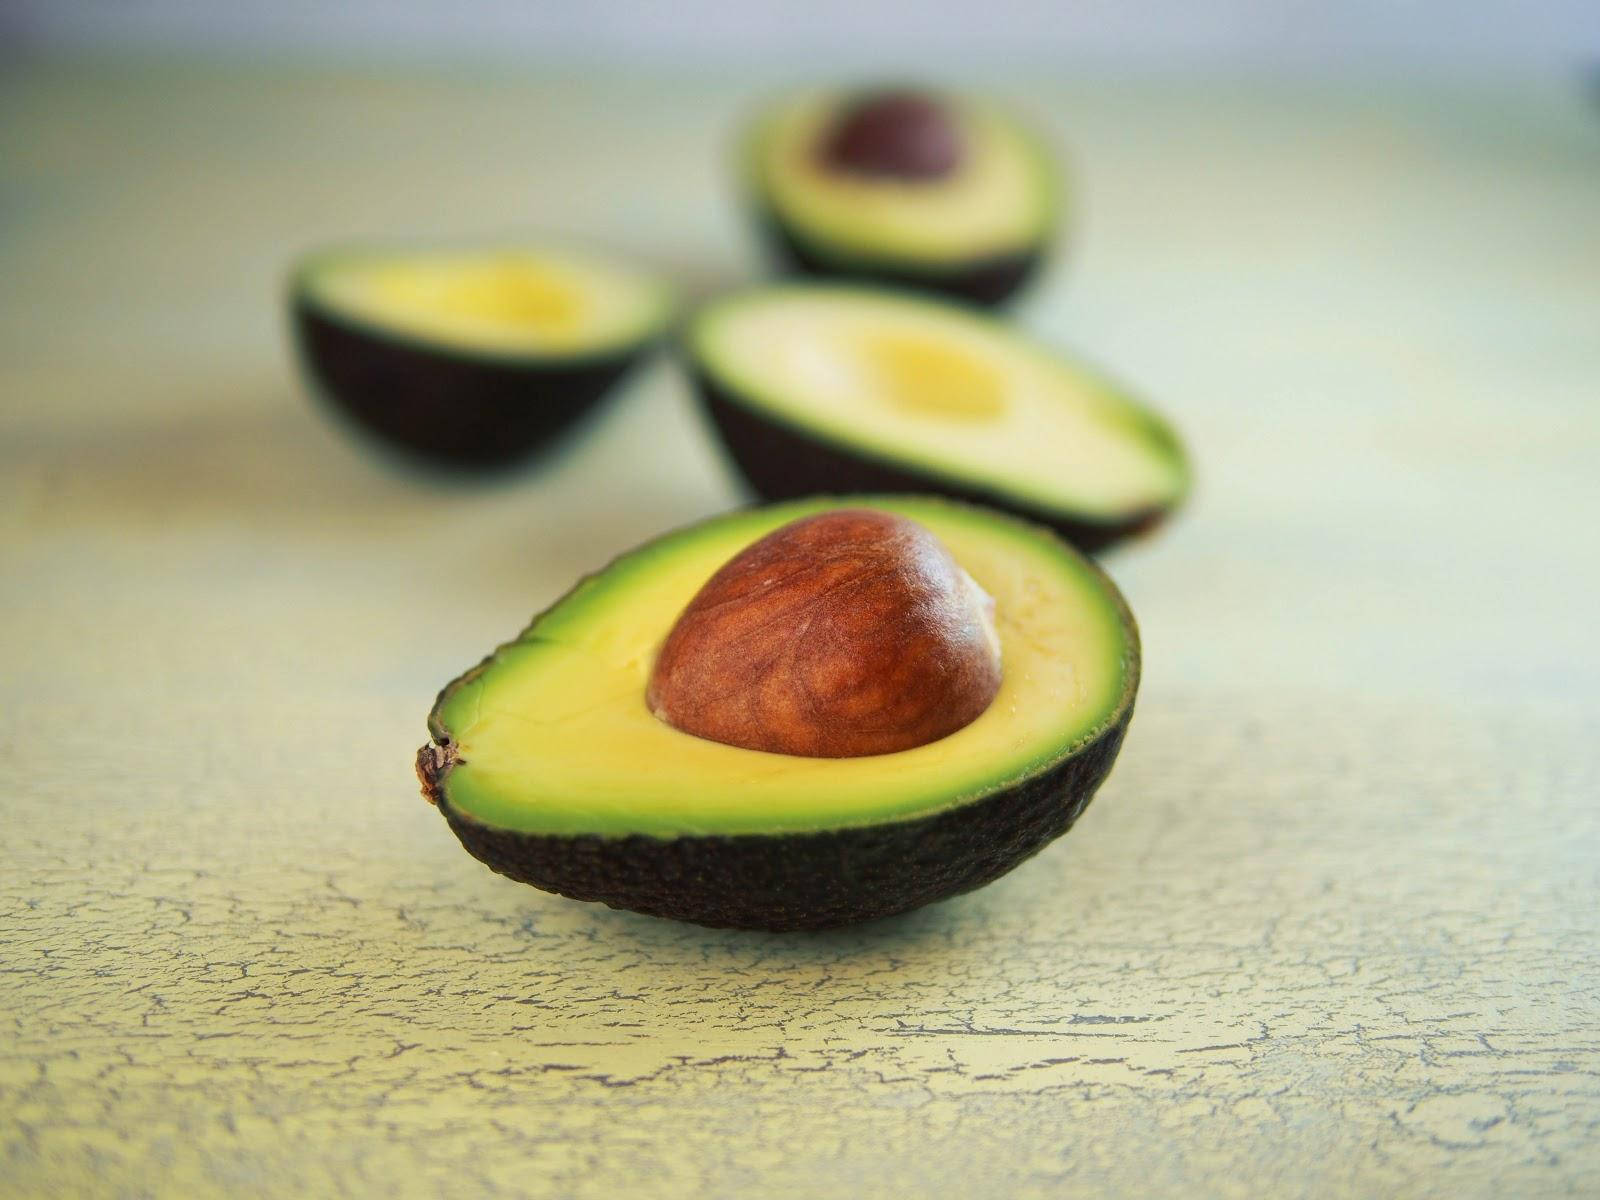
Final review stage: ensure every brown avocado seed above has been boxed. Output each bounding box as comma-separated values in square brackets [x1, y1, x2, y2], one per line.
[647, 509, 1002, 758]
[819, 90, 963, 180]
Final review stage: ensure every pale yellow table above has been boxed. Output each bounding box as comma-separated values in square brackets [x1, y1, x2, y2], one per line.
[2, 60, 1597, 1198]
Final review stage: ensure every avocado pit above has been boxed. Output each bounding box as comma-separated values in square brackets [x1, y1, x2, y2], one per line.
[819, 90, 963, 180]
[647, 509, 1001, 758]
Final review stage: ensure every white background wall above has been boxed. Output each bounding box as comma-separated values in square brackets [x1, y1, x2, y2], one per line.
[7, 0, 1599, 70]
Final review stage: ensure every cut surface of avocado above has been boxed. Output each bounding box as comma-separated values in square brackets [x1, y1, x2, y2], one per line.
[690, 286, 1189, 532]
[749, 91, 1056, 269]
[297, 245, 674, 360]
[429, 496, 1135, 838]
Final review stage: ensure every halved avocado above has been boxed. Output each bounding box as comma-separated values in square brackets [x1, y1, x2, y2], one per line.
[745, 89, 1059, 306]
[292, 243, 675, 467]
[687, 286, 1190, 554]
[418, 496, 1139, 931]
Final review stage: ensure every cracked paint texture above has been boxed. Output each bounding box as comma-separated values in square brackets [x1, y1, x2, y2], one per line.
[3, 62, 1599, 1199]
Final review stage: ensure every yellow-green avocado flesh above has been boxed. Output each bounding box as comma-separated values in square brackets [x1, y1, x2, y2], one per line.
[427, 496, 1137, 839]
[296, 243, 675, 363]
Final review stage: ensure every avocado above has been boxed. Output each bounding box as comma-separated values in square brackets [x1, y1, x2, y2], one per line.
[687, 285, 1190, 554]
[418, 496, 1139, 931]
[291, 243, 675, 467]
[745, 88, 1059, 306]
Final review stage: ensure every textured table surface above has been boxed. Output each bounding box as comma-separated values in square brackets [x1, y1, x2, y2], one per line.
[2, 60, 1598, 1198]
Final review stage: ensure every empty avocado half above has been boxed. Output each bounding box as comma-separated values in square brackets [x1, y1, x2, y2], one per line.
[745, 88, 1059, 306]
[688, 286, 1189, 554]
[419, 496, 1139, 931]
[292, 244, 674, 467]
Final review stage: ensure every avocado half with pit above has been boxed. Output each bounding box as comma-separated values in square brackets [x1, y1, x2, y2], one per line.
[745, 88, 1059, 306]
[292, 244, 674, 467]
[688, 285, 1190, 554]
[418, 496, 1139, 931]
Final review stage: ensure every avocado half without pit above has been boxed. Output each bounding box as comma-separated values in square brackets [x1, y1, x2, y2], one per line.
[688, 285, 1190, 554]
[418, 496, 1140, 931]
[292, 244, 674, 467]
[746, 88, 1059, 306]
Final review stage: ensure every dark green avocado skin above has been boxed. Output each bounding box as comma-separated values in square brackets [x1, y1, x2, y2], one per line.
[760, 212, 1045, 308]
[418, 709, 1129, 932]
[694, 372, 1168, 556]
[294, 302, 648, 468]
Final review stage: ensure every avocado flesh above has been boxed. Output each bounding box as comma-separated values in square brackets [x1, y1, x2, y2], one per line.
[749, 92, 1057, 305]
[430, 496, 1132, 838]
[689, 287, 1189, 551]
[298, 247, 674, 361]
[292, 245, 674, 466]
[423, 497, 1138, 929]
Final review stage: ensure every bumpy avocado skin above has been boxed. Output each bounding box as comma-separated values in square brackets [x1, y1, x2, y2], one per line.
[759, 211, 1046, 309]
[694, 372, 1172, 556]
[294, 302, 649, 468]
[420, 708, 1129, 932]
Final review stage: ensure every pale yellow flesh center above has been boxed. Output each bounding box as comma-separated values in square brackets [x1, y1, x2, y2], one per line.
[440, 500, 1129, 837]
[309, 251, 665, 356]
[375, 260, 583, 332]
[867, 332, 1008, 421]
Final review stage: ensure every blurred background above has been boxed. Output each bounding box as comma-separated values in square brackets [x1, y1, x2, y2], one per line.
[5, 0, 1599, 71]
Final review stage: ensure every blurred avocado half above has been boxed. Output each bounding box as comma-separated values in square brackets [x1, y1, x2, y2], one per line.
[686, 284, 1188, 554]
[744, 87, 1061, 306]
[292, 242, 675, 468]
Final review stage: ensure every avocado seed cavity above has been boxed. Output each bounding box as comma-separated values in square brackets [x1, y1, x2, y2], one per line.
[819, 91, 963, 181]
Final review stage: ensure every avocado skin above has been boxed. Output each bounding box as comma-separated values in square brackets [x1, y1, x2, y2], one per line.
[760, 213, 1044, 308]
[294, 302, 647, 468]
[419, 709, 1129, 931]
[694, 372, 1168, 555]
